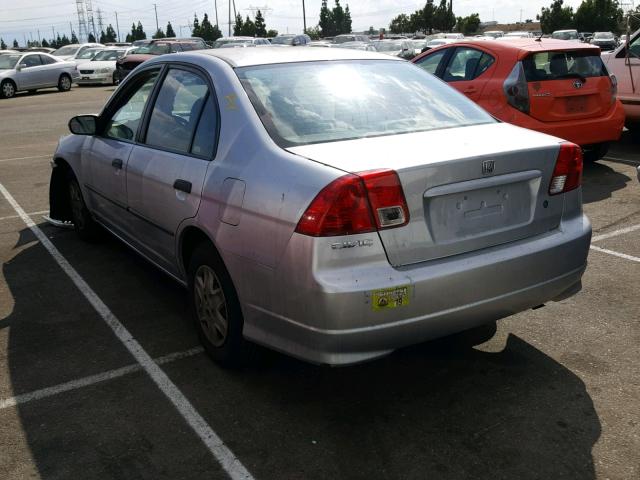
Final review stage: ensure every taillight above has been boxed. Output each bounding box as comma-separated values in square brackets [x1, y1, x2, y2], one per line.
[295, 169, 409, 237]
[549, 142, 583, 196]
[609, 74, 618, 105]
[503, 62, 530, 114]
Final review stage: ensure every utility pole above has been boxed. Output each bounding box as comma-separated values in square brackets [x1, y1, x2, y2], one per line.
[302, 0, 306, 33]
[153, 3, 159, 33]
[215, 0, 219, 28]
[228, 0, 231, 36]
[37, 29, 41, 45]
[69, 22, 73, 39]
[115, 12, 120, 42]
[51, 26, 55, 40]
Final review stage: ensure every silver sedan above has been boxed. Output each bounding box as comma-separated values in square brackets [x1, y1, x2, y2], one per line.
[48, 48, 591, 366]
[0, 52, 78, 98]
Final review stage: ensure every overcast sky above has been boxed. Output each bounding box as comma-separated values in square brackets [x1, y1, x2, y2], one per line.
[1, 0, 588, 45]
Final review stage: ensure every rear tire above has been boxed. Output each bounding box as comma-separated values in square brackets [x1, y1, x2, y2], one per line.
[188, 243, 253, 368]
[582, 142, 609, 163]
[627, 123, 640, 144]
[1, 80, 16, 99]
[57, 74, 72, 92]
[67, 172, 101, 241]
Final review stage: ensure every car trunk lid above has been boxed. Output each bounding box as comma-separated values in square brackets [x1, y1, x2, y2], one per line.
[288, 123, 564, 267]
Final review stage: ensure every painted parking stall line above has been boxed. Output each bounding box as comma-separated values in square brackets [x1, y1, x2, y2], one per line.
[0, 155, 51, 164]
[0, 347, 204, 410]
[0, 182, 255, 480]
[590, 245, 640, 263]
[0, 210, 49, 222]
[591, 223, 640, 243]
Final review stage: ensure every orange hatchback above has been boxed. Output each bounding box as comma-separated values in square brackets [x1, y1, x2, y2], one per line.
[413, 39, 625, 161]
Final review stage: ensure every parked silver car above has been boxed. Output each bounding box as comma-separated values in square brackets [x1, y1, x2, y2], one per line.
[0, 52, 78, 98]
[48, 48, 591, 366]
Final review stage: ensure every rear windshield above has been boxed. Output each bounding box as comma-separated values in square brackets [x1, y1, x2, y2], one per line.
[552, 31, 578, 40]
[236, 60, 494, 147]
[522, 51, 606, 82]
[52, 45, 79, 56]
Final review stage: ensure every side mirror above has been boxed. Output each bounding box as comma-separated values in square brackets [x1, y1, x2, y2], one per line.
[16, 64, 26, 71]
[69, 115, 98, 135]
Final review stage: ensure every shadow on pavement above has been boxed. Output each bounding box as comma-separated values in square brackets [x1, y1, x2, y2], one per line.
[2, 227, 602, 479]
[582, 159, 631, 204]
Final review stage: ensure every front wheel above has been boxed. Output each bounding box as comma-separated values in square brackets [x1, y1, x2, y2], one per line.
[57, 74, 72, 92]
[188, 243, 251, 367]
[67, 173, 101, 241]
[1, 80, 16, 99]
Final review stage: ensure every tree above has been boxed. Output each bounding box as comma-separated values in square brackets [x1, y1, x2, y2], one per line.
[344, 5, 352, 33]
[319, 0, 333, 37]
[0, 38, 6, 50]
[71, 31, 79, 43]
[434, 0, 456, 31]
[60, 34, 71, 46]
[13, 39, 19, 48]
[136, 21, 146, 40]
[193, 14, 201, 37]
[390, 14, 411, 34]
[306, 26, 321, 39]
[266, 29, 278, 37]
[368, 26, 376, 35]
[41, 38, 49, 48]
[241, 15, 256, 36]
[537, 0, 574, 34]
[233, 14, 244, 36]
[153, 28, 166, 39]
[88, 32, 96, 43]
[254, 10, 267, 37]
[166, 22, 176, 37]
[102, 25, 117, 43]
[574, 0, 623, 34]
[332, 0, 345, 35]
[200, 13, 222, 41]
[424, 0, 436, 33]
[455, 13, 480, 35]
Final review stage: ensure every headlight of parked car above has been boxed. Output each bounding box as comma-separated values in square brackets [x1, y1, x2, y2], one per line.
[97, 68, 112, 73]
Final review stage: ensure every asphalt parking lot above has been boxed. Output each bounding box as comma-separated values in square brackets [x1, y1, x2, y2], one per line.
[0, 85, 639, 480]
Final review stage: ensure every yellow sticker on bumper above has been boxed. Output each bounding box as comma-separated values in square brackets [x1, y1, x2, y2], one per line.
[371, 285, 410, 311]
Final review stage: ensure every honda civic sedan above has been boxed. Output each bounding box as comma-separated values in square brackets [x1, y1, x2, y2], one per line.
[48, 48, 591, 366]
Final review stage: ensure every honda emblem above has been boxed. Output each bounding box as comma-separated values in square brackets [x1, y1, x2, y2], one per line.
[482, 160, 495, 175]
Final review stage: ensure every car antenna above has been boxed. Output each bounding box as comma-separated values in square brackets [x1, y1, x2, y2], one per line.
[535, 32, 544, 42]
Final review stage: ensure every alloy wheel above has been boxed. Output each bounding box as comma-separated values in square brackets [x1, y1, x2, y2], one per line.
[2, 82, 15, 98]
[194, 265, 228, 347]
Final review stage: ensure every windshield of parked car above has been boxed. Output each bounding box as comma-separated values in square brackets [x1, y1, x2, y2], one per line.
[92, 49, 125, 61]
[77, 48, 102, 59]
[593, 32, 614, 39]
[52, 45, 79, 56]
[523, 50, 606, 81]
[552, 31, 578, 40]
[132, 43, 172, 54]
[0, 54, 21, 69]
[271, 36, 295, 45]
[237, 60, 495, 147]
[334, 35, 357, 44]
[373, 41, 404, 52]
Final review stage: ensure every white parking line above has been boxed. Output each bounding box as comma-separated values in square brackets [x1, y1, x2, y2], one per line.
[0, 155, 50, 164]
[0, 210, 49, 222]
[0, 182, 255, 480]
[592, 223, 640, 243]
[590, 245, 640, 263]
[0, 347, 204, 410]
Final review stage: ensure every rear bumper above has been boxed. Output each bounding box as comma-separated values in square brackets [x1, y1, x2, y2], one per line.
[243, 212, 592, 365]
[500, 101, 625, 146]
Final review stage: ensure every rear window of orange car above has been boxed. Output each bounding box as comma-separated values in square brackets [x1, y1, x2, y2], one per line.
[522, 51, 607, 82]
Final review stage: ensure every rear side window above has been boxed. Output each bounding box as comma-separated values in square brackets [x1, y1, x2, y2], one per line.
[145, 68, 209, 154]
[415, 49, 448, 75]
[190, 94, 218, 158]
[522, 51, 607, 82]
[443, 47, 494, 82]
[40, 55, 57, 65]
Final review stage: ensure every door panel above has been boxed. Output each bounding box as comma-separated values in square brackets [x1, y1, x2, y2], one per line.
[442, 47, 495, 102]
[17, 55, 45, 89]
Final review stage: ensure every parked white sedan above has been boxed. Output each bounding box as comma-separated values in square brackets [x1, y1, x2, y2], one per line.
[0, 52, 78, 98]
[76, 47, 134, 85]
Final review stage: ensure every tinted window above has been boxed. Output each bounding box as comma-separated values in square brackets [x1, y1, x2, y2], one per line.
[415, 49, 447, 75]
[39, 55, 57, 65]
[191, 94, 218, 158]
[22, 55, 42, 67]
[523, 51, 607, 81]
[237, 60, 494, 148]
[105, 70, 159, 141]
[145, 69, 208, 154]
[443, 47, 490, 82]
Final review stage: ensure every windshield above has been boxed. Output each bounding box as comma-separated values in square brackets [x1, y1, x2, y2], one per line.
[552, 31, 578, 40]
[77, 48, 102, 59]
[237, 60, 494, 148]
[523, 51, 606, 81]
[214, 38, 252, 47]
[373, 41, 403, 52]
[0, 54, 21, 69]
[271, 36, 294, 45]
[92, 49, 125, 61]
[52, 45, 79, 56]
[593, 32, 614, 39]
[334, 35, 356, 44]
[132, 44, 172, 55]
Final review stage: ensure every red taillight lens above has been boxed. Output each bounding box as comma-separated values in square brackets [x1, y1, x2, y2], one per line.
[549, 142, 583, 196]
[295, 169, 409, 237]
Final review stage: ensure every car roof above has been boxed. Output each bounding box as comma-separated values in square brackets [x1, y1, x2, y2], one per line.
[444, 38, 600, 53]
[189, 46, 401, 67]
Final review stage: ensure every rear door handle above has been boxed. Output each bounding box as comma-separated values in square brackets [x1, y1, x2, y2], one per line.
[173, 179, 192, 194]
[463, 87, 477, 94]
[111, 158, 123, 169]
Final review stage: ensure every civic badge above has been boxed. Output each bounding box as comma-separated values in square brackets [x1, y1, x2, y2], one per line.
[573, 80, 583, 89]
[482, 160, 495, 175]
